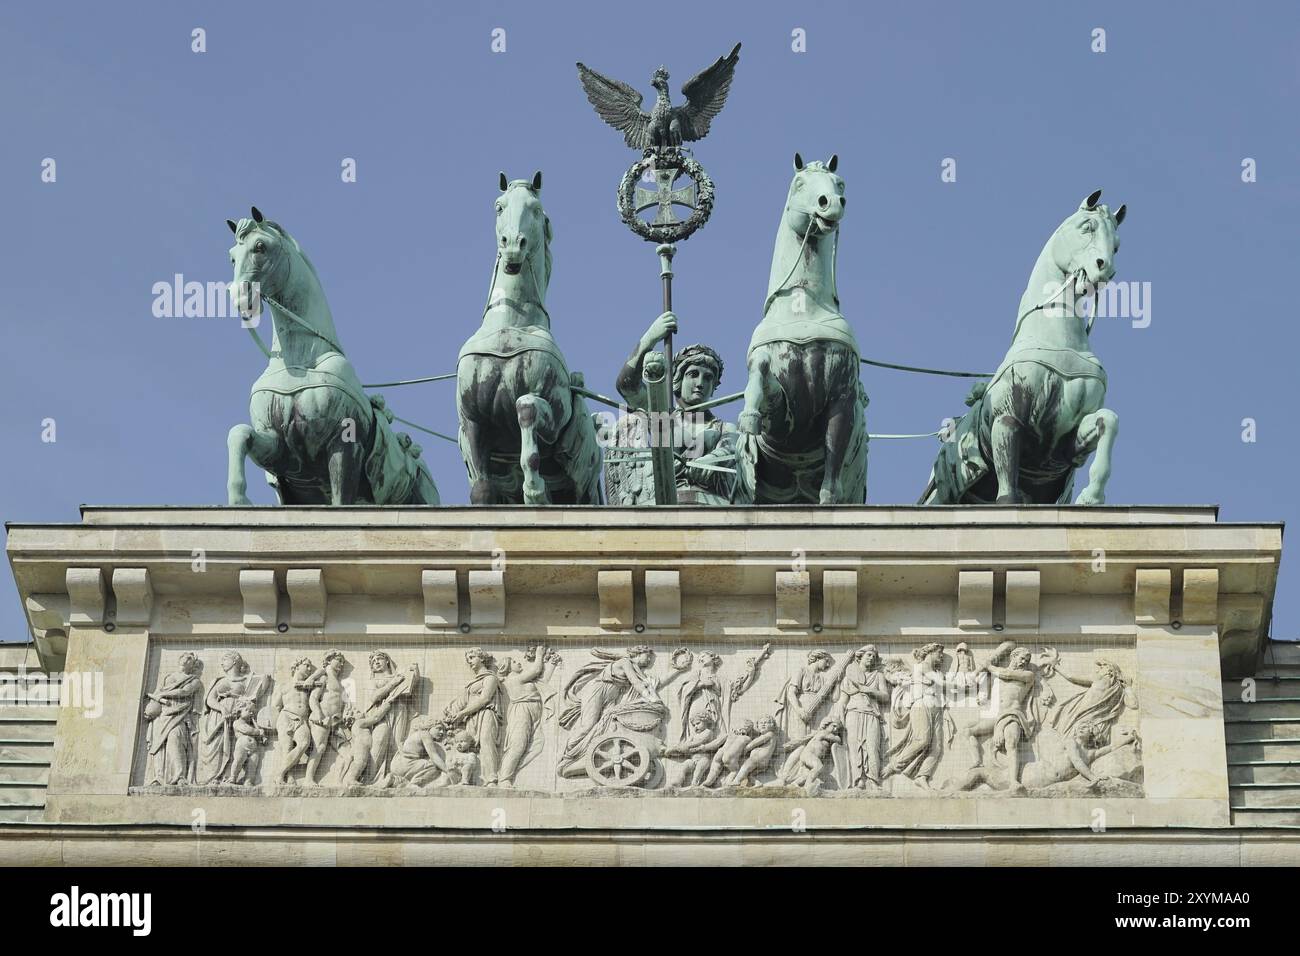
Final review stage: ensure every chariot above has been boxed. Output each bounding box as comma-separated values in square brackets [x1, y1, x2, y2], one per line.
[583, 699, 669, 789]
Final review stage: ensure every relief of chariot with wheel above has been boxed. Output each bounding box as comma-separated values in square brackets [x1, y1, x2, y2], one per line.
[555, 645, 692, 789]
[555, 645, 772, 789]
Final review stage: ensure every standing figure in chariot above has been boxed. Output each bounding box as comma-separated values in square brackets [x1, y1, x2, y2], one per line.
[605, 311, 738, 505]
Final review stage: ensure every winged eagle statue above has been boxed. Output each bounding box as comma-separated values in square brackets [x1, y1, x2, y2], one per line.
[577, 42, 741, 150]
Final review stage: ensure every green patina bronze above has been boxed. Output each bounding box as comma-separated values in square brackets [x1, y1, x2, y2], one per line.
[735, 154, 869, 505]
[580, 44, 741, 505]
[605, 314, 738, 506]
[225, 208, 440, 506]
[455, 174, 604, 505]
[921, 190, 1127, 505]
[212, 48, 1135, 514]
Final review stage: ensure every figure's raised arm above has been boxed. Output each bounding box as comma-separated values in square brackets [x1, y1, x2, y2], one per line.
[985, 663, 1034, 684]
[519, 647, 548, 683]
[616, 312, 679, 408]
[1059, 669, 1094, 688]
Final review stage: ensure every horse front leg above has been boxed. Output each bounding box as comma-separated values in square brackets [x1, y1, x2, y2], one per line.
[327, 423, 364, 505]
[819, 389, 857, 504]
[732, 352, 772, 504]
[227, 424, 281, 505]
[990, 413, 1026, 505]
[516, 394, 556, 505]
[1073, 408, 1119, 505]
[459, 418, 494, 505]
[738, 351, 770, 438]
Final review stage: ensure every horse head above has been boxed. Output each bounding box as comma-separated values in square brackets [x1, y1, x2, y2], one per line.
[495, 171, 552, 288]
[1048, 189, 1127, 292]
[226, 206, 299, 319]
[785, 153, 846, 238]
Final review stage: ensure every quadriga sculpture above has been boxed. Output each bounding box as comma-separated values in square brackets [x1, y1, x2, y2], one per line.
[922, 190, 1126, 505]
[735, 154, 868, 504]
[225, 208, 440, 505]
[456, 172, 603, 504]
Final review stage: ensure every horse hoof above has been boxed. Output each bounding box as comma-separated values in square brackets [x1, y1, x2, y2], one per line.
[738, 410, 761, 435]
[228, 492, 253, 506]
[470, 480, 493, 505]
[522, 477, 548, 505]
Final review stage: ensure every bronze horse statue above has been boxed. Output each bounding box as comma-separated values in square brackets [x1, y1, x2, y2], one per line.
[921, 190, 1126, 505]
[735, 154, 868, 504]
[456, 173, 603, 504]
[225, 208, 439, 506]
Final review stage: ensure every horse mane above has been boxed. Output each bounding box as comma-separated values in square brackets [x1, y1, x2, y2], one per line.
[541, 223, 552, 289]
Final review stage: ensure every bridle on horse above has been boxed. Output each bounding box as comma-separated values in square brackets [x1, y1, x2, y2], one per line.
[240, 240, 346, 359]
[481, 250, 552, 325]
[1010, 266, 1102, 345]
[763, 213, 840, 319]
[1012, 215, 1112, 341]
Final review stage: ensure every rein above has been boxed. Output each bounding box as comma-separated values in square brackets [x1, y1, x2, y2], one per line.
[245, 293, 346, 360]
[1009, 268, 1099, 344]
[763, 216, 821, 318]
[239, 242, 345, 359]
[1013, 213, 1113, 342]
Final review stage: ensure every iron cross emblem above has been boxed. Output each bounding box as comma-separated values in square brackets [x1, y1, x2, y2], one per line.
[635, 165, 697, 226]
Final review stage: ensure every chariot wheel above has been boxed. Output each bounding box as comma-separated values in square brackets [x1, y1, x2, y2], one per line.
[642, 758, 665, 791]
[585, 733, 654, 788]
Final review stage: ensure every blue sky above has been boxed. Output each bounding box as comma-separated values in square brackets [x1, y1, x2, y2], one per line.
[0, 1, 1295, 639]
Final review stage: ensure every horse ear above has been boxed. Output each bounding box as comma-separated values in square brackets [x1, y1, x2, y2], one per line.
[793, 152, 805, 171]
[531, 171, 543, 191]
[499, 172, 508, 192]
[826, 154, 838, 173]
[1114, 203, 1127, 225]
[227, 219, 238, 235]
[1083, 189, 1102, 210]
[250, 206, 264, 223]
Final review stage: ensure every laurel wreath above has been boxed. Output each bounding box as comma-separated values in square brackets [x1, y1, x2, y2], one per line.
[618, 152, 715, 243]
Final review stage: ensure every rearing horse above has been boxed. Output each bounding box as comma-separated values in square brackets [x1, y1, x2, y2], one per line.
[736, 153, 868, 504]
[921, 189, 1126, 505]
[225, 208, 440, 506]
[456, 173, 603, 505]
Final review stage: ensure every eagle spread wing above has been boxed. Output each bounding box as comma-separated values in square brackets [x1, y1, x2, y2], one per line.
[576, 62, 650, 149]
[674, 42, 741, 142]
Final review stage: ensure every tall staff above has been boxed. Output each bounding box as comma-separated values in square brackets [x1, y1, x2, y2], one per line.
[577, 42, 741, 503]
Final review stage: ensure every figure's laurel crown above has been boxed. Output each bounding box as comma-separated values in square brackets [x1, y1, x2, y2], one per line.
[673, 343, 724, 386]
